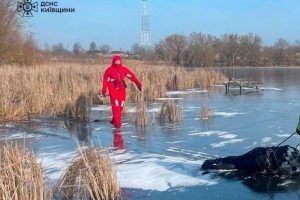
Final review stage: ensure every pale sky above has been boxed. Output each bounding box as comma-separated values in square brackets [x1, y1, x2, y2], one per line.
[24, 0, 300, 51]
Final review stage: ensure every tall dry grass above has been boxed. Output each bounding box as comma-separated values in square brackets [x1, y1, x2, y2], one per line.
[130, 91, 149, 127]
[57, 147, 120, 200]
[159, 100, 183, 123]
[0, 62, 224, 121]
[131, 101, 149, 127]
[0, 144, 52, 200]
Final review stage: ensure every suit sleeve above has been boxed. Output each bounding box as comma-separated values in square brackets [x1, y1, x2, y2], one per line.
[124, 67, 142, 88]
[101, 69, 110, 96]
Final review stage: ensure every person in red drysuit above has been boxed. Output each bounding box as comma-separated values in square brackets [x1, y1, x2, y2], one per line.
[102, 55, 142, 128]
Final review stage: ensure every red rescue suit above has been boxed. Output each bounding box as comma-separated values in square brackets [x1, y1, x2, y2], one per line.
[102, 55, 142, 128]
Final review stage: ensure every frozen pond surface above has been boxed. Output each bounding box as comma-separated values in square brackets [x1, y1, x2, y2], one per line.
[1, 67, 300, 199]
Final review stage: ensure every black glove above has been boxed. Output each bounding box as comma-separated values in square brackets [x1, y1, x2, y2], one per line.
[138, 85, 142, 92]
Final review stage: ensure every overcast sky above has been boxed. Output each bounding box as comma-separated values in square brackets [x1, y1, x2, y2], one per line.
[25, 0, 300, 51]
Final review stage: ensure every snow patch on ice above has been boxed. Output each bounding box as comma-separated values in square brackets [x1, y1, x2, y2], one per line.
[156, 97, 183, 100]
[260, 87, 283, 91]
[261, 137, 272, 143]
[39, 150, 217, 192]
[219, 134, 237, 139]
[166, 89, 208, 96]
[125, 107, 161, 113]
[214, 112, 246, 118]
[38, 151, 75, 181]
[91, 105, 111, 111]
[188, 131, 229, 136]
[166, 91, 189, 95]
[275, 134, 291, 138]
[166, 141, 184, 144]
[117, 153, 217, 191]
[0, 132, 41, 141]
[210, 138, 246, 148]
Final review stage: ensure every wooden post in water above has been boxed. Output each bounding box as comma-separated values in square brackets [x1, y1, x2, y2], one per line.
[239, 81, 242, 94]
[225, 82, 230, 94]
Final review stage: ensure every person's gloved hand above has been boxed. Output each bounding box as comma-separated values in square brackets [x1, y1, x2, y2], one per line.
[138, 85, 142, 92]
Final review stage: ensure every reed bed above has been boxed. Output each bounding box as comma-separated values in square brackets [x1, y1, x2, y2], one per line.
[159, 100, 183, 123]
[200, 104, 214, 119]
[0, 144, 52, 200]
[0, 62, 224, 121]
[131, 101, 149, 127]
[57, 147, 120, 200]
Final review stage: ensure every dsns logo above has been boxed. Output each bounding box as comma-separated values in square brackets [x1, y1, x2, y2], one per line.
[17, 0, 38, 17]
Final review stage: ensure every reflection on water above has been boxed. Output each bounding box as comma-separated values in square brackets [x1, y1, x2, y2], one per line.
[113, 129, 126, 151]
[64, 119, 91, 145]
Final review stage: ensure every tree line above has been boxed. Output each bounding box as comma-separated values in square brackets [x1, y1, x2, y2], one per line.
[1, 0, 300, 66]
[132, 33, 300, 67]
[46, 42, 112, 56]
[54, 33, 299, 67]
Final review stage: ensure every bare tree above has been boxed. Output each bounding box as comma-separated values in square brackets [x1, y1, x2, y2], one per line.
[238, 33, 262, 66]
[154, 41, 166, 61]
[99, 44, 111, 54]
[131, 43, 145, 57]
[188, 33, 217, 67]
[159, 34, 188, 65]
[88, 42, 97, 54]
[273, 38, 289, 65]
[218, 34, 240, 66]
[52, 43, 67, 55]
[73, 42, 83, 55]
[0, 0, 22, 63]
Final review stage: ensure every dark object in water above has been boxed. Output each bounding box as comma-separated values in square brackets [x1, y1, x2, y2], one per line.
[214, 170, 300, 194]
[93, 118, 111, 123]
[201, 145, 300, 174]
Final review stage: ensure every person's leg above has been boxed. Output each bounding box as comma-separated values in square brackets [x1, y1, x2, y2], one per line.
[110, 93, 121, 128]
[110, 100, 116, 124]
[114, 89, 126, 128]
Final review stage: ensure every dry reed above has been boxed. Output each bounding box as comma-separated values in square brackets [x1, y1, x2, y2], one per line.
[57, 147, 120, 200]
[0, 144, 52, 200]
[200, 104, 214, 119]
[130, 91, 149, 127]
[131, 101, 149, 127]
[0, 62, 224, 121]
[159, 100, 183, 123]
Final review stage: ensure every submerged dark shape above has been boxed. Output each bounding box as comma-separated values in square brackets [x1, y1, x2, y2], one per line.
[201, 145, 300, 174]
[213, 170, 300, 194]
